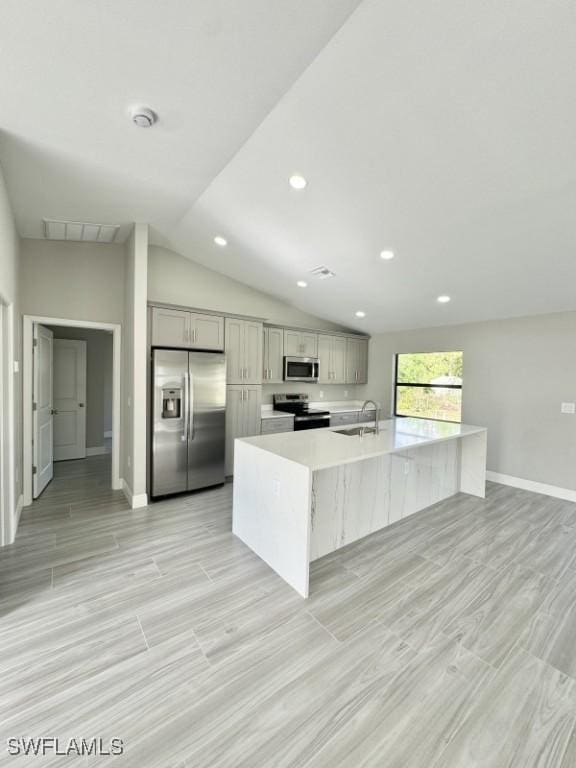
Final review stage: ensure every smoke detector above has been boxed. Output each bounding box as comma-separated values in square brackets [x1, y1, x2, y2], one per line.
[309, 265, 336, 280]
[130, 106, 157, 128]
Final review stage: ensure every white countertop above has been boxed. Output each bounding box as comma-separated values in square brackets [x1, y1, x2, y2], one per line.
[239, 417, 486, 471]
[261, 400, 377, 419]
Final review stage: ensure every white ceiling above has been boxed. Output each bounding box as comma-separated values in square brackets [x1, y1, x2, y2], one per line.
[2, 0, 576, 333]
[0, 0, 362, 235]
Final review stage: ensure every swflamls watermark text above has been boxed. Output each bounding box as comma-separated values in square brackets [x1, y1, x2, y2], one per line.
[6, 737, 124, 757]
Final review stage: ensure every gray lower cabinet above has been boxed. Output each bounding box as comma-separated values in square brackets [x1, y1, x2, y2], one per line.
[260, 416, 294, 434]
[318, 334, 346, 384]
[284, 329, 318, 358]
[225, 318, 263, 384]
[151, 307, 224, 350]
[225, 385, 262, 475]
[263, 326, 284, 383]
[345, 338, 368, 384]
[330, 411, 359, 427]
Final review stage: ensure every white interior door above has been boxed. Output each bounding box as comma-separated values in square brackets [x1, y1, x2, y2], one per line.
[53, 339, 87, 461]
[33, 324, 54, 498]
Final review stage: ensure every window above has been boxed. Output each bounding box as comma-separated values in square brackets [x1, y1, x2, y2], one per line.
[394, 351, 463, 422]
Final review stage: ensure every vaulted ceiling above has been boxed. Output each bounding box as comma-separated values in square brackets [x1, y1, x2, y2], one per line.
[2, 0, 576, 332]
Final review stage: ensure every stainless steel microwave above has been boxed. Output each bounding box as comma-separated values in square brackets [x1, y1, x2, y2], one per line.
[283, 356, 320, 383]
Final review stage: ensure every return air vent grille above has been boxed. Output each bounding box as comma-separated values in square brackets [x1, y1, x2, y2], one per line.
[309, 265, 336, 280]
[43, 219, 120, 243]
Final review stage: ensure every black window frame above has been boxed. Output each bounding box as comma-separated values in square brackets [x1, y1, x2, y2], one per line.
[393, 352, 463, 423]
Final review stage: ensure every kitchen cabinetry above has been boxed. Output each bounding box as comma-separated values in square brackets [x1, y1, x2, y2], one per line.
[284, 329, 318, 358]
[260, 416, 294, 435]
[225, 318, 263, 384]
[318, 334, 346, 384]
[330, 411, 359, 427]
[346, 338, 368, 384]
[225, 385, 262, 475]
[151, 307, 224, 350]
[263, 326, 284, 383]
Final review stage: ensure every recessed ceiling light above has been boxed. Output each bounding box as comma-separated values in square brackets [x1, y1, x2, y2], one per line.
[289, 175, 307, 190]
[437, 295, 451, 303]
[380, 250, 395, 260]
[214, 236, 227, 247]
[355, 311, 366, 318]
[297, 280, 308, 288]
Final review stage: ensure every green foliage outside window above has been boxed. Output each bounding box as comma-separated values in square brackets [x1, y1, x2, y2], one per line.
[395, 351, 463, 422]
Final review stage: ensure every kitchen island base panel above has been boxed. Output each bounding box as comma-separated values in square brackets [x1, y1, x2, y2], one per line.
[232, 441, 312, 597]
[233, 422, 487, 598]
[311, 440, 460, 562]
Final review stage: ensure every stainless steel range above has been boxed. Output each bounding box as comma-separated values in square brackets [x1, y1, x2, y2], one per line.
[273, 393, 330, 430]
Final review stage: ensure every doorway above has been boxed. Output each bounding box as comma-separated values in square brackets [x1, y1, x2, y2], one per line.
[23, 316, 121, 507]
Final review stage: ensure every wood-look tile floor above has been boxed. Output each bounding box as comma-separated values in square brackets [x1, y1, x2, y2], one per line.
[2, 456, 576, 766]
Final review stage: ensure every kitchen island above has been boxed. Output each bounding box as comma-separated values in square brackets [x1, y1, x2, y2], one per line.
[232, 418, 487, 597]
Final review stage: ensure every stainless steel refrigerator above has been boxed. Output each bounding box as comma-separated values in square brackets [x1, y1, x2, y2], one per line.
[151, 348, 226, 498]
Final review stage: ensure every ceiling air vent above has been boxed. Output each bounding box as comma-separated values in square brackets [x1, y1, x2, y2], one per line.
[43, 219, 120, 243]
[309, 265, 336, 280]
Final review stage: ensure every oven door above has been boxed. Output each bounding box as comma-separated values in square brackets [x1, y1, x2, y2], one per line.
[293, 414, 330, 431]
[283, 357, 320, 382]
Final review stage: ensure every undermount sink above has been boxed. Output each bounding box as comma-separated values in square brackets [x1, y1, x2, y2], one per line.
[335, 426, 376, 437]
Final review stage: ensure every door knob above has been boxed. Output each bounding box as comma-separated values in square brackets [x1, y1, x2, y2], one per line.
[50, 408, 58, 415]
[78, 403, 85, 407]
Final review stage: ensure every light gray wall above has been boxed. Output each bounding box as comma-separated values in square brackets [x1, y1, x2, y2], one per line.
[20, 239, 125, 323]
[122, 224, 148, 499]
[0, 160, 21, 543]
[365, 311, 576, 491]
[149, 244, 365, 401]
[148, 245, 353, 332]
[49, 327, 113, 449]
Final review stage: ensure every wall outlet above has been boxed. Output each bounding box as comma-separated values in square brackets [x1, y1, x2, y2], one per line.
[273, 478, 281, 497]
[344, 390, 349, 398]
[319, 391, 324, 399]
[127, 456, 131, 468]
[561, 402, 575, 414]
[13, 360, 19, 373]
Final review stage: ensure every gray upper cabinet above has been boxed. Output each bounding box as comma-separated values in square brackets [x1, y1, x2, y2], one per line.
[318, 334, 347, 384]
[263, 326, 284, 383]
[284, 329, 318, 358]
[191, 313, 224, 350]
[225, 318, 263, 384]
[346, 338, 369, 384]
[151, 307, 224, 350]
[151, 307, 190, 348]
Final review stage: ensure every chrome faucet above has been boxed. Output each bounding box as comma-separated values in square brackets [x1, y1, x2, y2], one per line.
[360, 399, 380, 436]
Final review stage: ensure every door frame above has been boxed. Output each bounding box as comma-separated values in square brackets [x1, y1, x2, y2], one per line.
[0, 294, 16, 546]
[23, 315, 122, 507]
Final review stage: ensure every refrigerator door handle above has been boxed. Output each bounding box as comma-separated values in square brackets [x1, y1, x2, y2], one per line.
[182, 373, 189, 442]
[189, 370, 195, 440]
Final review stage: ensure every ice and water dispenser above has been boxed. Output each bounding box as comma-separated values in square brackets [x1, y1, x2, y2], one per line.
[162, 388, 182, 419]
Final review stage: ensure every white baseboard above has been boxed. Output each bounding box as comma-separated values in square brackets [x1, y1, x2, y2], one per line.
[486, 471, 576, 503]
[87, 445, 108, 456]
[104, 430, 113, 439]
[6, 494, 24, 545]
[14, 494, 23, 528]
[122, 479, 148, 509]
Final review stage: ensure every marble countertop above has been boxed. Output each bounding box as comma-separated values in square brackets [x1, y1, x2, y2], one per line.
[239, 417, 486, 471]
